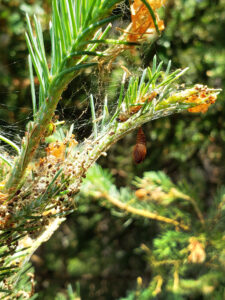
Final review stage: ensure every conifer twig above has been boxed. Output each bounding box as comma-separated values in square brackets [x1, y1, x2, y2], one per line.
[171, 188, 205, 225]
[97, 192, 189, 230]
[152, 275, 163, 296]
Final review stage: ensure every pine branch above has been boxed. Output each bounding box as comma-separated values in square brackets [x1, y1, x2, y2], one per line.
[5, 0, 123, 194]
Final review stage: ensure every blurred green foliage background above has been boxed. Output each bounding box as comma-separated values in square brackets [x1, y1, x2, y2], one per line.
[0, 0, 225, 299]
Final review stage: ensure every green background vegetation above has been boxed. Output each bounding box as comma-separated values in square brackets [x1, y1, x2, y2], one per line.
[0, 0, 225, 299]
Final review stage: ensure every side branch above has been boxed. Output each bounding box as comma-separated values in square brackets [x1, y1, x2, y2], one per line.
[98, 192, 189, 230]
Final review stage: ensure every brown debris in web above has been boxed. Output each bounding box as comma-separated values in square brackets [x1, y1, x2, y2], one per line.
[186, 85, 218, 113]
[45, 136, 78, 161]
[128, 0, 166, 42]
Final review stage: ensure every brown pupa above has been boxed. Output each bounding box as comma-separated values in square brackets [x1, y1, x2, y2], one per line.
[133, 127, 147, 164]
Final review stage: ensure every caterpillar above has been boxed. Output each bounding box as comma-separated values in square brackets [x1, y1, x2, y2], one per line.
[133, 127, 147, 164]
[118, 91, 158, 122]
